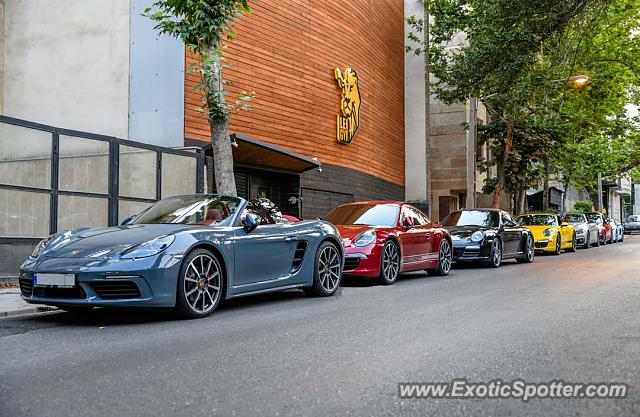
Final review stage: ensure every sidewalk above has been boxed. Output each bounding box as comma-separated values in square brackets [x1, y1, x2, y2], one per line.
[0, 284, 56, 317]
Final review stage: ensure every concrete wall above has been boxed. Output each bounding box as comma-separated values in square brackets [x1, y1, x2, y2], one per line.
[3, 0, 130, 137]
[404, 0, 427, 204]
[129, 0, 185, 147]
[0, 0, 4, 114]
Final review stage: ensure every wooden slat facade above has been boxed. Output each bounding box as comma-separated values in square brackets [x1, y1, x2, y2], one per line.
[184, 0, 405, 187]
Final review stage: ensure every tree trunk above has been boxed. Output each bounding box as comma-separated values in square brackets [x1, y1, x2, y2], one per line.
[542, 159, 550, 212]
[518, 188, 527, 214]
[561, 178, 570, 214]
[492, 120, 514, 208]
[201, 42, 237, 196]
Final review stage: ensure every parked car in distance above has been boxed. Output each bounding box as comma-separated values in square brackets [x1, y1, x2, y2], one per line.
[325, 201, 452, 285]
[564, 213, 599, 249]
[624, 214, 640, 234]
[441, 209, 534, 268]
[584, 212, 612, 244]
[516, 213, 576, 255]
[19, 194, 344, 318]
[609, 218, 624, 243]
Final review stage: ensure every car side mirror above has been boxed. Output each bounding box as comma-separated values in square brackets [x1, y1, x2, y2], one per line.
[402, 217, 414, 229]
[243, 213, 260, 233]
[121, 215, 136, 226]
[505, 220, 516, 227]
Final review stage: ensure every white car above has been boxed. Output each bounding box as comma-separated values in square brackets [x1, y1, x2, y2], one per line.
[610, 218, 624, 243]
[564, 213, 599, 249]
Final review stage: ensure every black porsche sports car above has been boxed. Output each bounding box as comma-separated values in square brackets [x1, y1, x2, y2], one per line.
[441, 209, 535, 267]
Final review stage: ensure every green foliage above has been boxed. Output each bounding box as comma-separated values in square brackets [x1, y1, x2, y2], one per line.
[145, 0, 252, 123]
[573, 200, 594, 212]
[407, 0, 640, 203]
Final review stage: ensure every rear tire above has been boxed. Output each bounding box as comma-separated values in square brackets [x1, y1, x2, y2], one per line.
[304, 241, 342, 296]
[516, 235, 535, 263]
[427, 239, 452, 276]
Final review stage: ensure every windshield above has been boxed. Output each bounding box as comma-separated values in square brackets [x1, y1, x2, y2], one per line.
[517, 215, 558, 226]
[584, 213, 603, 224]
[564, 214, 585, 223]
[441, 210, 499, 228]
[325, 204, 399, 227]
[132, 195, 240, 225]
[628, 215, 640, 222]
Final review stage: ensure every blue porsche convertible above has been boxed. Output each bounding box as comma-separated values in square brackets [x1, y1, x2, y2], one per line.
[19, 194, 344, 318]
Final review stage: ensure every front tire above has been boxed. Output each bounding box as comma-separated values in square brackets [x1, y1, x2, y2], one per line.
[553, 234, 561, 255]
[377, 240, 400, 285]
[566, 233, 577, 252]
[582, 232, 590, 249]
[176, 249, 224, 319]
[516, 235, 535, 263]
[486, 239, 502, 268]
[427, 239, 452, 276]
[305, 241, 342, 296]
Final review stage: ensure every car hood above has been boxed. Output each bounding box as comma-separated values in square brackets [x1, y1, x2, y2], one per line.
[336, 224, 378, 240]
[447, 226, 495, 240]
[41, 224, 193, 259]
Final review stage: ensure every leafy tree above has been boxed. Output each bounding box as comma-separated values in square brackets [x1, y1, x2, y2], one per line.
[145, 0, 252, 196]
[573, 200, 594, 212]
[407, 0, 610, 208]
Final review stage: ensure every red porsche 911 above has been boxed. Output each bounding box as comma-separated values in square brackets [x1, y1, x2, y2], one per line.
[325, 201, 452, 285]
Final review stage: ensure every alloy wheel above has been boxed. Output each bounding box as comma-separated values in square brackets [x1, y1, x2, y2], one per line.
[317, 244, 341, 293]
[439, 239, 452, 274]
[183, 253, 222, 315]
[491, 240, 502, 267]
[381, 242, 400, 282]
[526, 236, 535, 261]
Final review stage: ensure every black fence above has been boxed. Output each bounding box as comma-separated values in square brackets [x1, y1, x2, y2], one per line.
[0, 115, 204, 246]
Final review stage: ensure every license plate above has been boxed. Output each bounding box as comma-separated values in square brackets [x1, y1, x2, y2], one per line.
[33, 273, 75, 288]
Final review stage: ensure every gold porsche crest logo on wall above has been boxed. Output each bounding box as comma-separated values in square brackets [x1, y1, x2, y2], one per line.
[334, 67, 361, 144]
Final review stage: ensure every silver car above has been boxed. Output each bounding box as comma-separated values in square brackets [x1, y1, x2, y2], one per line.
[564, 213, 599, 249]
[610, 218, 624, 243]
[624, 215, 640, 235]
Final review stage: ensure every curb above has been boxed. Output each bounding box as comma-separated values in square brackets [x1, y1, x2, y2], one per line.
[0, 305, 58, 318]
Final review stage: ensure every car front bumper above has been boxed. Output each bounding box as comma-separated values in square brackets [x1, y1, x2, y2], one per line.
[452, 241, 492, 262]
[18, 254, 182, 308]
[342, 243, 383, 278]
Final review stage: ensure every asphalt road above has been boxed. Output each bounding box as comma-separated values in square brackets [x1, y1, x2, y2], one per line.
[1, 236, 639, 417]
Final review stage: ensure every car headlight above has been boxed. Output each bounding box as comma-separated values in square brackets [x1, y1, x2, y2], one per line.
[31, 235, 54, 259]
[575, 227, 586, 235]
[470, 231, 485, 242]
[354, 230, 376, 247]
[120, 235, 175, 259]
[543, 228, 553, 237]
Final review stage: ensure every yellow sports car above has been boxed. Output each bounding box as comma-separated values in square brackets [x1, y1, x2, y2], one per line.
[515, 213, 577, 255]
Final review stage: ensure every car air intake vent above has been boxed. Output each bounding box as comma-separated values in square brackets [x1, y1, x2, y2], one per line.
[91, 280, 141, 299]
[291, 241, 308, 273]
[19, 275, 33, 297]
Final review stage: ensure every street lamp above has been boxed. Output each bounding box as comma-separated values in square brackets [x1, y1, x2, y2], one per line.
[551, 74, 590, 88]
